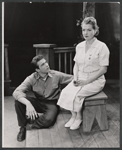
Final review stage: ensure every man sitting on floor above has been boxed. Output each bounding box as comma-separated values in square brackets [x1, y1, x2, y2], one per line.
[13, 55, 73, 142]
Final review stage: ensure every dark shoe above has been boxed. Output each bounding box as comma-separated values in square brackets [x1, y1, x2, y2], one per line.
[17, 127, 26, 142]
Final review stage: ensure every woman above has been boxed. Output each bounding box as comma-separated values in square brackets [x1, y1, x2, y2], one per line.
[57, 16, 110, 130]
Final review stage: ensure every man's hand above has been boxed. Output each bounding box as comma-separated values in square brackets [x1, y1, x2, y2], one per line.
[26, 102, 38, 120]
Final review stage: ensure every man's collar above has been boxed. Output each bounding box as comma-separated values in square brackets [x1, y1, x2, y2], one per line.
[35, 70, 53, 80]
[48, 71, 53, 78]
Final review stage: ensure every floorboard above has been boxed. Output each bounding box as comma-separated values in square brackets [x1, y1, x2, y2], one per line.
[82, 138, 98, 147]
[109, 121, 120, 143]
[56, 113, 74, 147]
[102, 130, 120, 147]
[93, 132, 111, 147]
[49, 122, 62, 147]
[62, 112, 85, 147]
[3, 82, 120, 148]
[26, 130, 39, 147]
[38, 129, 52, 147]
[86, 139, 98, 147]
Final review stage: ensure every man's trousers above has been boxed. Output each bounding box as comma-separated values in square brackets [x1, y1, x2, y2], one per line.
[15, 97, 60, 129]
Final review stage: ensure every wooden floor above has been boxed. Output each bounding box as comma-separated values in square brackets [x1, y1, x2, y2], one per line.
[3, 81, 120, 148]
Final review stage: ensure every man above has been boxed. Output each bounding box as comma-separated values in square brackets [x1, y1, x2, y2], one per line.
[13, 55, 73, 142]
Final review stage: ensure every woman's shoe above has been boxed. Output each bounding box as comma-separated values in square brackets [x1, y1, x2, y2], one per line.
[70, 119, 82, 130]
[65, 117, 76, 128]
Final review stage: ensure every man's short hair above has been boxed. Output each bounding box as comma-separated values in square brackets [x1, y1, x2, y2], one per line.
[31, 55, 44, 69]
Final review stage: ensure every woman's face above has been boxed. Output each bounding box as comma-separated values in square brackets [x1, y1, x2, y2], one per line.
[82, 23, 96, 41]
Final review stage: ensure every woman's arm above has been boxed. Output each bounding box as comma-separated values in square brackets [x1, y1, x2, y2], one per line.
[87, 66, 107, 84]
[78, 66, 107, 86]
[73, 62, 78, 81]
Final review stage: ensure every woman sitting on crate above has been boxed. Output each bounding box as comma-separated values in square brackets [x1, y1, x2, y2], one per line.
[57, 16, 110, 130]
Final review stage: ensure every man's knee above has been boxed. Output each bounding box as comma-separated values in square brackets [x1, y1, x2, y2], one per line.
[36, 112, 58, 128]
[43, 117, 55, 127]
[36, 116, 54, 128]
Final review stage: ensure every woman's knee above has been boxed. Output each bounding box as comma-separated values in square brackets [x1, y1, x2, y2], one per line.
[75, 95, 85, 103]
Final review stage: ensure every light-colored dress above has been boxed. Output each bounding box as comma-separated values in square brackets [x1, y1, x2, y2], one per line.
[57, 38, 110, 112]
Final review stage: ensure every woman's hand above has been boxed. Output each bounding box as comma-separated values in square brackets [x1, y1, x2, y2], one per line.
[76, 80, 88, 86]
[73, 80, 79, 86]
[26, 102, 38, 120]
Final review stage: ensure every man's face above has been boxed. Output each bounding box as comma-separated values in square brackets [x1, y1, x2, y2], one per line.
[36, 58, 50, 74]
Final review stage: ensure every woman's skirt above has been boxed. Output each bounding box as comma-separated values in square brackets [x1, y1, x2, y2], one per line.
[57, 73, 106, 112]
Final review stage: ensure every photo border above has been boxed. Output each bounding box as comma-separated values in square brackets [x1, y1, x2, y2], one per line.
[1, 0, 121, 149]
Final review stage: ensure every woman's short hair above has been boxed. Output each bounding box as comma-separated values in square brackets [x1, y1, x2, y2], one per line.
[31, 55, 44, 69]
[81, 16, 99, 36]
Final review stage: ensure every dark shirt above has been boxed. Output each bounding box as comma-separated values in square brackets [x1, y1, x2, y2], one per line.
[13, 70, 73, 101]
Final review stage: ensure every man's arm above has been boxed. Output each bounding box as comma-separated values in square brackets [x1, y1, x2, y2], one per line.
[13, 75, 33, 100]
[17, 97, 38, 120]
[58, 71, 74, 85]
[13, 74, 38, 120]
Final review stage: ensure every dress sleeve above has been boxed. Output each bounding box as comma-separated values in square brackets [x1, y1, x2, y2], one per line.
[99, 43, 110, 66]
[73, 46, 78, 62]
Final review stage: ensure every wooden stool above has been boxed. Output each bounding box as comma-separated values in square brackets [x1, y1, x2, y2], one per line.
[83, 91, 108, 132]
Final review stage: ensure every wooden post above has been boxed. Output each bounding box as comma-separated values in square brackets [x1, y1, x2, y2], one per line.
[33, 44, 56, 69]
[83, 2, 95, 18]
[4, 44, 11, 96]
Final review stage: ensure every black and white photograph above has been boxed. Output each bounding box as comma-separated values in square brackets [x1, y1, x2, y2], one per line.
[3, 1, 120, 148]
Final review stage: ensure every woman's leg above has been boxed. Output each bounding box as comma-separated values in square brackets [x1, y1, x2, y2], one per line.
[65, 111, 77, 127]
[69, 80, 104, 130]
[70, 96, 84, 130]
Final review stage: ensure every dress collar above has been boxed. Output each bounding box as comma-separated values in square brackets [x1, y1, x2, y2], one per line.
[88, 38, 98, 48]
[79, 38, 98, 48]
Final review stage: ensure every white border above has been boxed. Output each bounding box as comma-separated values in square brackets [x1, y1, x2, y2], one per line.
[2, 2, 4, 147]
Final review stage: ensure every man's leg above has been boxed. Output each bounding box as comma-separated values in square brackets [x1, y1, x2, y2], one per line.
[26, 100, 60, 130]
[15, 97, 43, 127]
[15, 97, 43, 141]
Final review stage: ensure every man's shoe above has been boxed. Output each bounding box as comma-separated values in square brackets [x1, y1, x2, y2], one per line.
[17, 127, 26, 142]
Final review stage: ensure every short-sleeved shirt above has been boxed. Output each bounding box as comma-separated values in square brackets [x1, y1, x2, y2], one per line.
[13, 70, 73, 101]
[74, 38, 110, 73]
